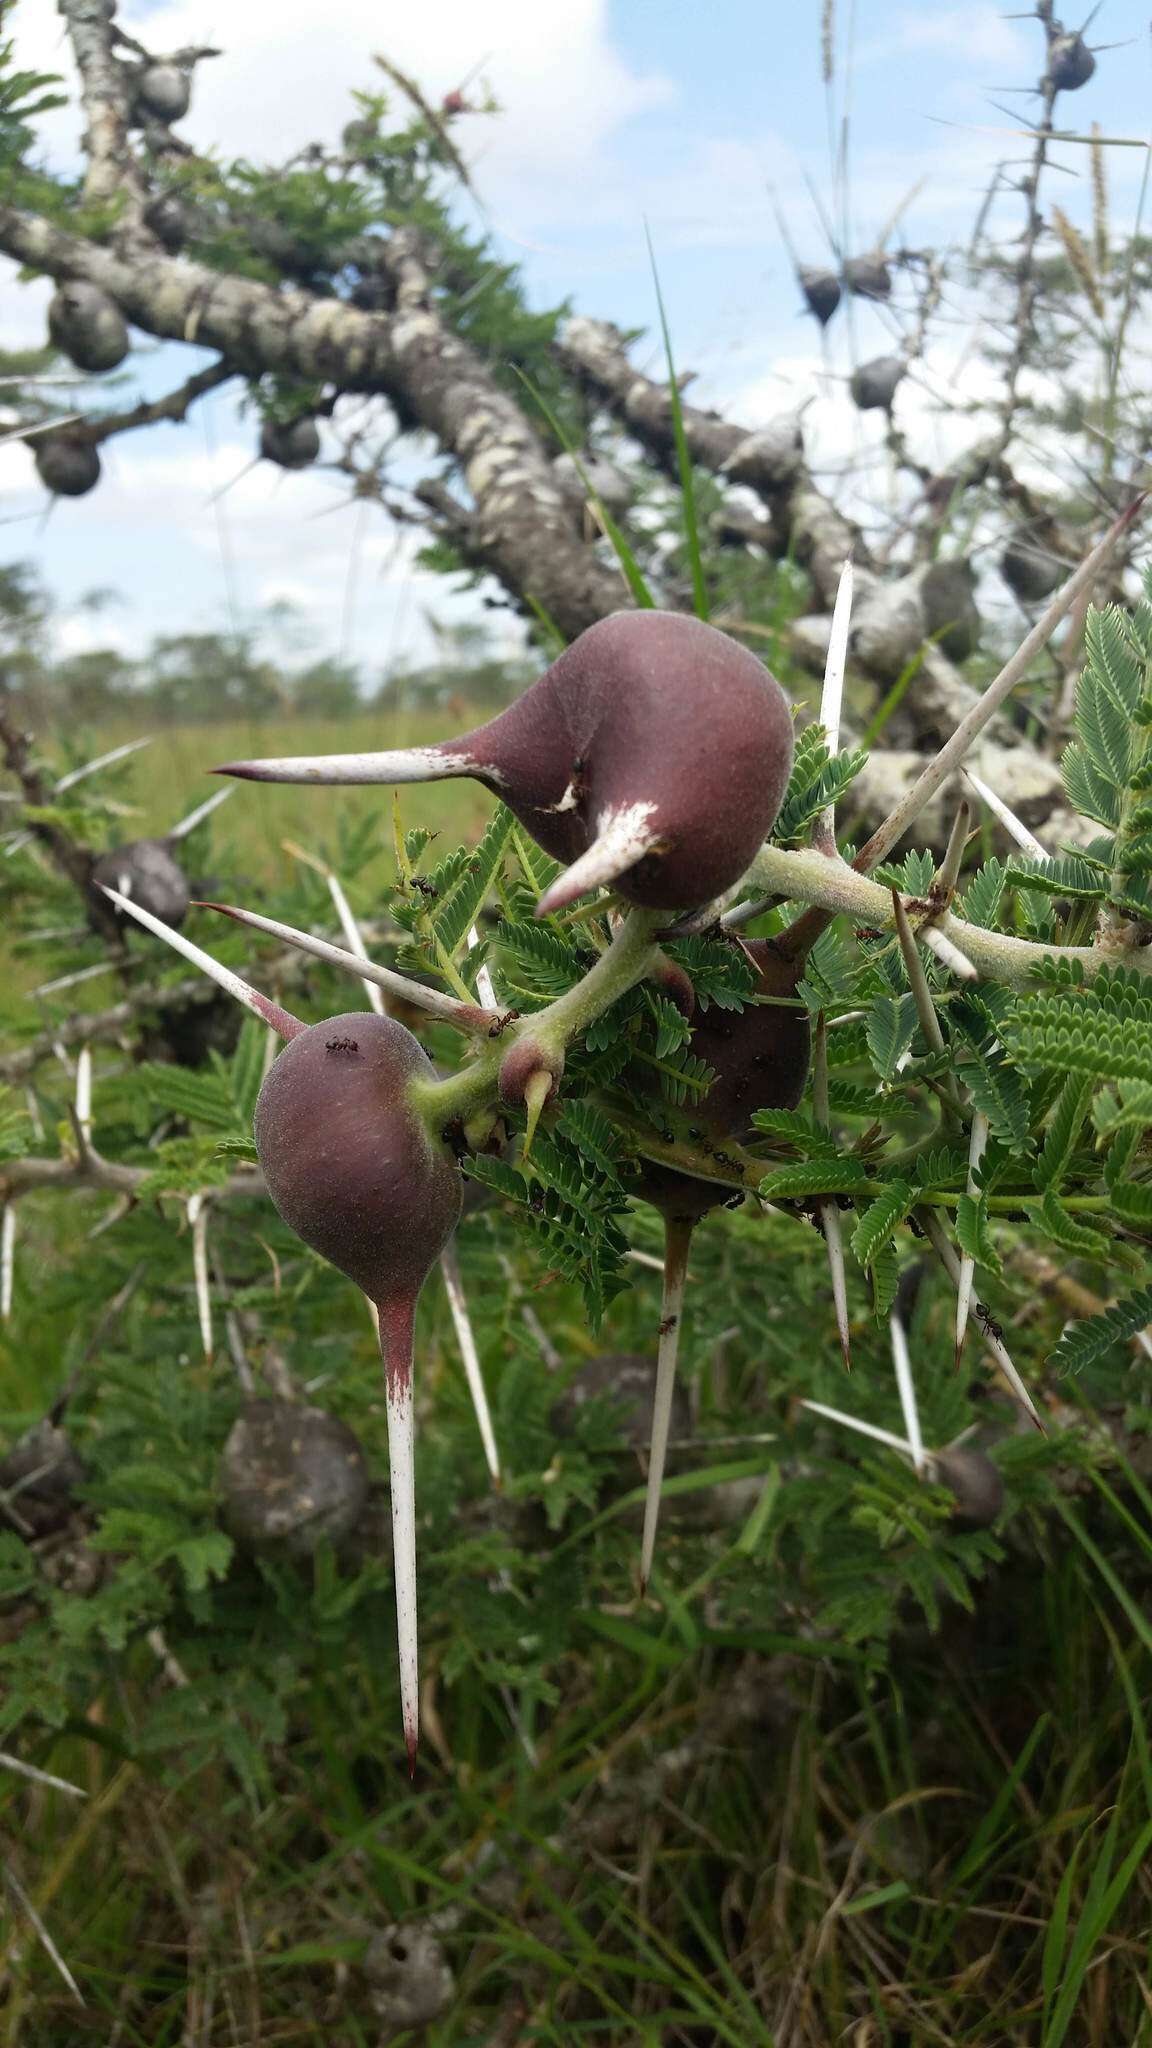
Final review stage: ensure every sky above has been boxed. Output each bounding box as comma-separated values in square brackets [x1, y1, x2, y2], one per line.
[2, 0, 1151, 681]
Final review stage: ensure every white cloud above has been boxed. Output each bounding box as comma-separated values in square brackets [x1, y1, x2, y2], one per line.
[861, 7, 1029, 69]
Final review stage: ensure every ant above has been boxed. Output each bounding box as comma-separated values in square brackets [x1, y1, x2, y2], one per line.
[975, 1301, 1005, 1342]
[488, 1009, 520, 1038]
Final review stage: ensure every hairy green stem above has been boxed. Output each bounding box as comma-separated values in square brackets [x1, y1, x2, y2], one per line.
[745, 844, 1145, 988]
[410, 908, 665, 1132]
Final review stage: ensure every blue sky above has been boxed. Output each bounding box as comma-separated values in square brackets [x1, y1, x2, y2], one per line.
[2, 0, 1150, 677]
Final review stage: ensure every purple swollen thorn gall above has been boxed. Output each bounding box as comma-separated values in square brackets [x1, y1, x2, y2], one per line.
[34, 435, 101, 499]
[259, 419, 322, 470]
[1049, 30, 1096, 91]
[851, 357, 904, 413]
[135, 62, 191, 123]
[217, 611, 795, 918]
[798, 265, 841, 327]
[47, 283, 129, 375]
[843, 255, 892, 301]
[253, 1014, 463, 1771]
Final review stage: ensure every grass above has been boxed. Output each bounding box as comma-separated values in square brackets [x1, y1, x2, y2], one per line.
[4, 1518, 1151, 2045]
[1, 706, 496, 1018]
[81, 708, 497, 878]
[3, 708, 1152, 2044]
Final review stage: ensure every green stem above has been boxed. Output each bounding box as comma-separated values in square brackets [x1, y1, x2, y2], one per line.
[410, 907, 665, 1132]
[746, 843, 1145, 988]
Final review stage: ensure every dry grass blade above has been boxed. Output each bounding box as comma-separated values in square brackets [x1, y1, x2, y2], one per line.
[1091, 121, 1109, 274]
[1051, 205, 1104, 320]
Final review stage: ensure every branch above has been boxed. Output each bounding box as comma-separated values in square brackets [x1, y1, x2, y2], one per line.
[0, 207, 626, 643]
[744, 841, 1145, 989]
[0, 1148, 264, 1202]
[84, 358, 236, 446]
[0, 688, 124, 948]
[62, 0, 150, 227]
[556, 315, 990, 741]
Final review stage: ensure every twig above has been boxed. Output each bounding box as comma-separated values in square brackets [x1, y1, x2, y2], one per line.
[955, 1113, 990, 1366]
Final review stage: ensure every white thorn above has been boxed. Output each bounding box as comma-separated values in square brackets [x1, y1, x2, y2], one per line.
[922, 924, 979, 980]
[325, 872, 385, 1016]
[468, 924, 497, 1008]
[889, 1312, 927, 1476]
[439, 1241, 501, 1488]
[625, 1248, 666, 1274]
[74, 1045, 92, 1145]
[964, 769, 1048, 859]
[386, 1364, 419, 1773]
[187, 1194, 213, 1361]
[166, 786, 234, 842]
[88, 1193, 133, 1240]
[918, 1208, 1044, 1430]
[194, 901, 492, 1031]
[218, 743, 478, 786]
[536, 803, 661, 918]
[0, 1750, 85, 1798]
[1, 1865, 85, 2006]
[956, 1112, 990, 1364]
[799, 1399, 917, 1460]
[54, 734, 154, 796]
[33, 961, 115, 998]
[146, 1625, 191, 1688]
[639, 1221, 693, 1594]
[819, 1202, 852, 1368]
[1, 1205, 14, 1320]
[99, 886, 303, 1039]
[814, 555, 854, 853]
[0, 412, 85, 449]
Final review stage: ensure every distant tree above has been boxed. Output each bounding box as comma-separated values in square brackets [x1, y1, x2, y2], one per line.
[290, 656, 364, 719]
[141, 630, 284, 723]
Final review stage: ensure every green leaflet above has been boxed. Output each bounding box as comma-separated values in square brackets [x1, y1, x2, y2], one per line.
[869, 1238, 902, 1320]
[1037, 1074, 1095, 1190]
[850, 1180, 915, 1267]
[1062, 741, 1122, 830]
[960, 1045, 1031, 1152]
[1047, 1282, 1152, 1375]
[1004, 855, 1106, 903]
[955, 1192, 1002, 1276]
[773, 742, 869, 842]
[959, 860, 1006, 930]
[137, 1063, 239, 1133]
[1092, 1077, 1152, 1137]
[432, 804, 515, 959]
[1023, 1189, 1114, 1257]
[865, 993, 917, 1082]
[644, 988, 693, 1059]
[1109, 1181, 1152, 1230]
[759, 1158, 869, 1199]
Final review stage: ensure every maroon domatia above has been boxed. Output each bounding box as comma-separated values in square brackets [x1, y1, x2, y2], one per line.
[218, 610, 795, 920]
